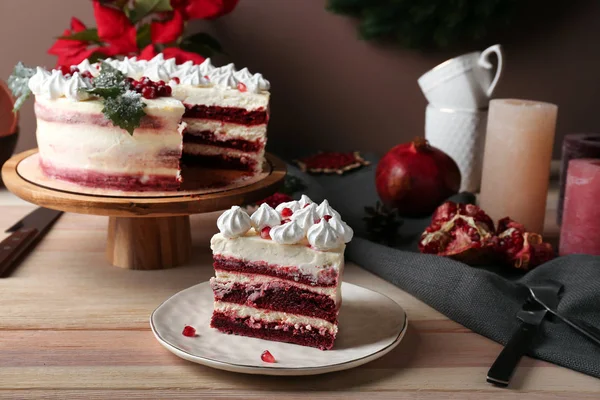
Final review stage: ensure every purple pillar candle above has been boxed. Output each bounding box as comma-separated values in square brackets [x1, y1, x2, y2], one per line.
[558, 133, 600, 225]
[559, 159, 600, 255]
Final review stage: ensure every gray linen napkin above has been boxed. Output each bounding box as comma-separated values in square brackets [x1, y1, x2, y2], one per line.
[286, 157, 600, 378]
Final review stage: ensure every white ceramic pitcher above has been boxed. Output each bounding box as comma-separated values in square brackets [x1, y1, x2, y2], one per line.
[418, 44, 504, 110]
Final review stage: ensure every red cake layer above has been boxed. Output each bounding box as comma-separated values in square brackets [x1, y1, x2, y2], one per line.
[213, 255, 339, 287]
[181, 153, 258, 172]
[211, 280, 338, 323]
[211, 311, 336, 350]
[183, 104, 268, 126]
[40, 160, 181, 191]
[184, 130, 263, 153]
[35, 101, 167, 129]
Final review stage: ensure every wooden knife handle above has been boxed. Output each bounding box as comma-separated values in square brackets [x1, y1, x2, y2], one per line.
[487, 322, 538, 387]
[0, 228, 39, 277]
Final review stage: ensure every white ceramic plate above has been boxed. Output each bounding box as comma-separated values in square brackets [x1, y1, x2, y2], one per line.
[150, 281, 408, 376]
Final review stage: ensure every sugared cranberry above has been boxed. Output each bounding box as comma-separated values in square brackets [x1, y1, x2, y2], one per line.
[323, 215, 332, 221]
[182, 325, 196, 337]
[237, 82, 247, 92]
[141, 77, 150, 84]
[171, 77, 180, 84]
[158, 85, 171, 97]
[281, 208, 293, 218]
[261, 350, 276, 363]
[142, 86, 157, 99]
[260, 227, 271, 240]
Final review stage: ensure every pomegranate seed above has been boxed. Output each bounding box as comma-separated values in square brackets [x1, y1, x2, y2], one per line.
[260, 227, 271, 240]
[142, 86, 157, 99]
[182, 325, 196, 337]
[303, 204, 310, 208]
[172, 77, 180, 84]
[81, 71, 92, 79]
[315, 218, 321, 224]
[261, 350, 276, 363]
[157, 86, 168, 96]
[165, 85, 172, 96]
[158, 80, 165, 85]
[204, 75, 210, 80]
[70, 66, 80, 73]
[281, 218, 291, 224]
[141, 77, 150, 84]
[323, 215, 332, 221]
[281, 208, 293, 218]
[237, 82, 247, 92]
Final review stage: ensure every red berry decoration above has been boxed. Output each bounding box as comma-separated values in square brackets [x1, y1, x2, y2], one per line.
[172, 77, 180, 84]
[58, 65, 71, 76]
[376, 137, 461, 217]
[80, 71, 93, 79]
[182, 325, 196, 337]
[261, 350, 276, 363]
[141, 86, 157, 99]
[260, 227, 272, 240]
[295, 151, 370, 175]
[237, 82, 247, 92]
[281, 207, 293, 218]
[323, 215, 332, 221]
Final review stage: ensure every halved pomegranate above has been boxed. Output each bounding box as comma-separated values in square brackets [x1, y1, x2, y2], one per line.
[494, 218, 554, 270]
[419, 202, 496, 265]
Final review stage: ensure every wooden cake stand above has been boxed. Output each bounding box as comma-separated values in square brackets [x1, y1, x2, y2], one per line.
[2, 149, 286, 270]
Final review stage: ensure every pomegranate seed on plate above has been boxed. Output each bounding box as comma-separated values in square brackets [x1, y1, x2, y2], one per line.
[261, 350, 276, 363]
[182, 325, 196, 337]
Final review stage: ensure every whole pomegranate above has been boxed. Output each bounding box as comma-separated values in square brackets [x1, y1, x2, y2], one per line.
[419, 202, 496, 265]
[494, 218, 554, 270]
[376, 138, 461, 217]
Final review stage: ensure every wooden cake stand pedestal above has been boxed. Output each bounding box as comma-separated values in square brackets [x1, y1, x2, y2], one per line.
[2, 149, 286, 270]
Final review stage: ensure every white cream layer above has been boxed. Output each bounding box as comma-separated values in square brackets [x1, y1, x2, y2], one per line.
[211, 230, 345, 282]
[173, 85, 269, 111]
[36, 97, 184, 176]
[214, 301, 337, 335]
[185, 119, 267, 141]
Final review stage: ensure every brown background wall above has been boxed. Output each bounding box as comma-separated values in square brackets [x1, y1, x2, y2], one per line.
[2, 0, 600, 158]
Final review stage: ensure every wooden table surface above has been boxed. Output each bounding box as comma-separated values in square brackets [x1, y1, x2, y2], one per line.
[0, 189, 598, 399]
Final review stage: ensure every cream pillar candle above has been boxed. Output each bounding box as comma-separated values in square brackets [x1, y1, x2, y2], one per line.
[479, 99, 557, 233]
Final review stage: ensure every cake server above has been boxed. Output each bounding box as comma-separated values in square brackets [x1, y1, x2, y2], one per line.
[0, 207, 63, 277]
[486, 297, 551, 387]
[528, 281, 600, 347]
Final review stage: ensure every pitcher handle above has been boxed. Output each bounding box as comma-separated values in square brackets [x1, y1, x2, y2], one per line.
[478, 44, 504, 97]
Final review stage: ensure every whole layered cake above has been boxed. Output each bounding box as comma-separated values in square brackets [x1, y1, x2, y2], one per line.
[209, 195, 354, 350]
[24, 54, 270, 191]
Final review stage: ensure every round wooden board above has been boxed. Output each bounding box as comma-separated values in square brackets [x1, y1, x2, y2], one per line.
[2, 149, 287, 218]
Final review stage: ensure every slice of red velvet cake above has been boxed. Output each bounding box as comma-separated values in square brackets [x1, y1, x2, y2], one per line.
[209, 196, 354, 350]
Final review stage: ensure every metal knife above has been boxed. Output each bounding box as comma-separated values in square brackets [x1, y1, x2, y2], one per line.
[0, 207, 63, 277]
[486, 298, 548, 387]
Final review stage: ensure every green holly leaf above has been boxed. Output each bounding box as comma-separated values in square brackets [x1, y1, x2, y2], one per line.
[58, 28, 100, 43]
[129, 0, 173, 23]
[87, 61, 128, 98]
[136, 23, 152, 49]
[102, 91, 147, 135]
[7, 62, 36, 112]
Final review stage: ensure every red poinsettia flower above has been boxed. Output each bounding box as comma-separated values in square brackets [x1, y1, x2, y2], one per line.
[48, 17, 111, 67]
[93, 0, 138, 55]
[163, 47, 205, 64]
[139, 45, 204, 64]
[171, 0, 239, 20]
[151, 8, 185, 44]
